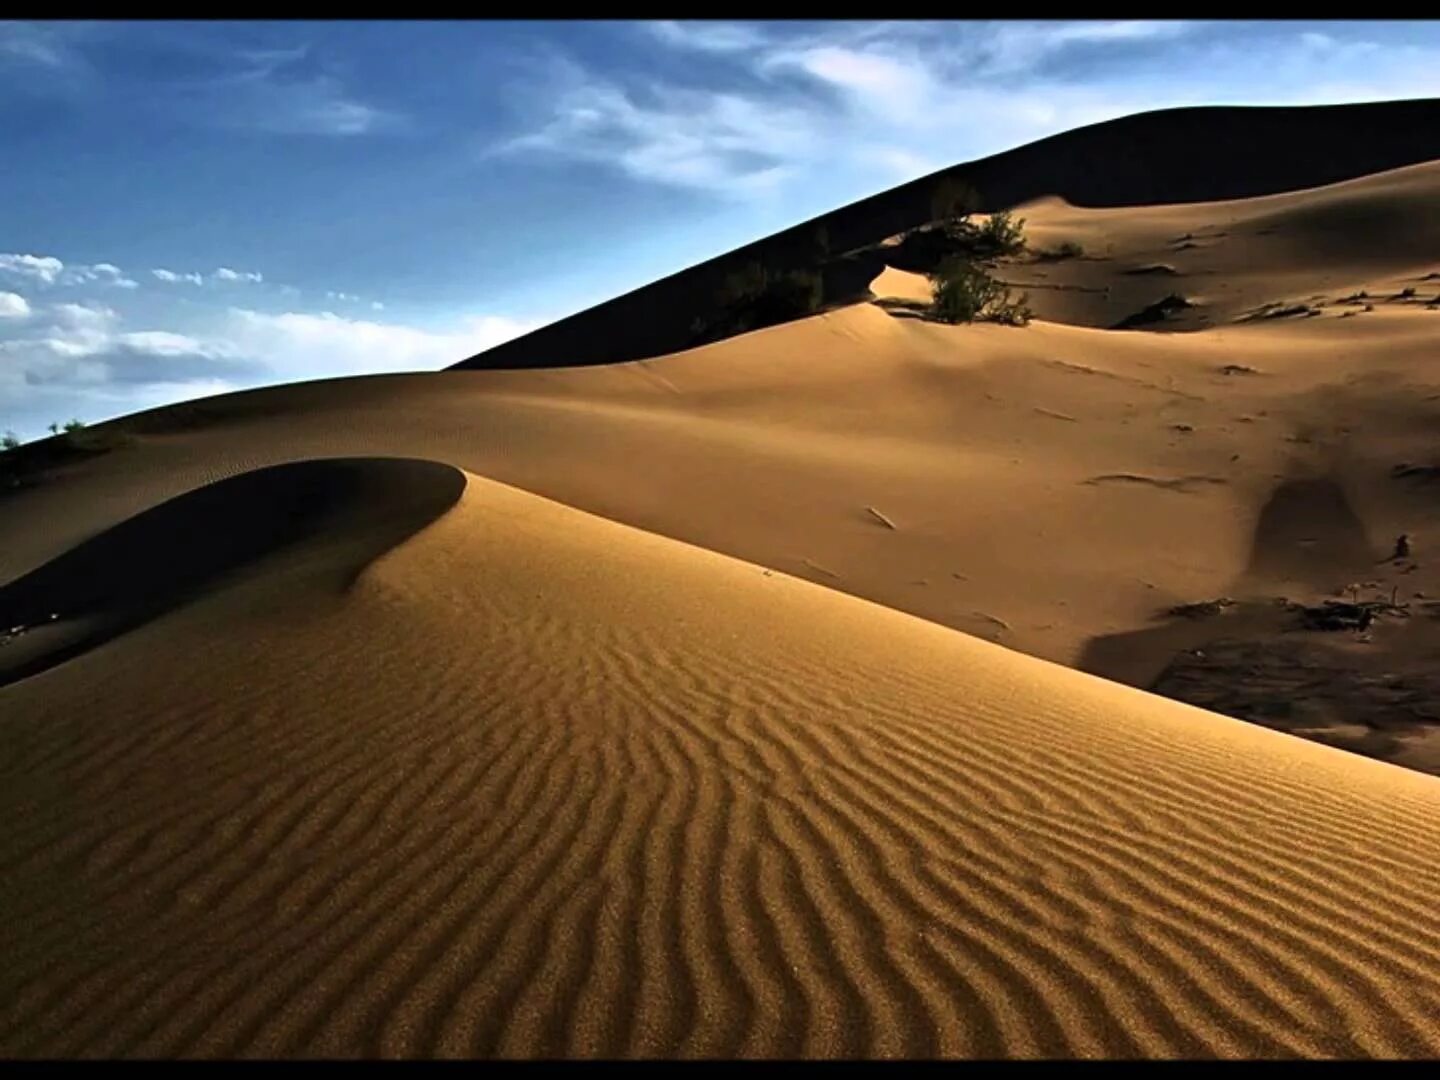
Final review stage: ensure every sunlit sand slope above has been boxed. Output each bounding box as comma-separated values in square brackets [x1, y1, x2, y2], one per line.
[2, 468, 1437, 1058]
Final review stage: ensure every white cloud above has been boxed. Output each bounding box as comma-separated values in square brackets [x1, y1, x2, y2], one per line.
[981, 20, 1193, 71]
[0, 293, 544, 440]
[0, 21, 68, 68]
[326, 290, 361, 302]
[766, 45, 939, 123]
[0, 253, 138, 289]
[61, 262, 139, 289]
[0, 292, 30, 319]
[496, 58, 816, 195]
[213, 267, 264, 284]
[371, 301, 384, 311]
[503, 20, 1440, 199]
[152, 268, 205, 286]
[498, 25, 1186, 195]
[32, 301, 120, 356]
[646, 21, 769, 54]
[0, 301, 252, 404]
[117, 330, 219, 357]
[0, 253, 65, 284]
[223, 308, 539, 381]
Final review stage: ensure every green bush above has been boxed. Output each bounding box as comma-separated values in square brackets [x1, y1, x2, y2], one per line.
[697, 261, 824, 343]
[1, 432, 18, 452]
[929, 257, 1033, 327]
[978, 211, 1027, 257]
[62, 418, 86, 434]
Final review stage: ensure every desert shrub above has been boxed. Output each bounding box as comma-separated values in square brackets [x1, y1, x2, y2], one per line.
[929, 257, 1033, 326]
[764, 268, 823, 318]
[987, 291, 1034, 326]
[977, 211, 1027, 257]
[693, 261, 824, 344]
[718, 261, 821, 320]
[62, 418, 85, 433]
[1039, 239, 1085, 260]
[1, 431, 18, 451]
[47, 422, 60, 435]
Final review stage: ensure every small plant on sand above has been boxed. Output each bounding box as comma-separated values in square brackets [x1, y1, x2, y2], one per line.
[929, 257, 1032, 326]
[1041, 239, 1084, 260]
[977, 210, 1027, 258]
[62, 418, 86, 434]
[1, 431, 19, 451]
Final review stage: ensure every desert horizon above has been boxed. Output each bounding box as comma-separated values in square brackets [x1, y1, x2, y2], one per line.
[3, 19, 1440, 1060]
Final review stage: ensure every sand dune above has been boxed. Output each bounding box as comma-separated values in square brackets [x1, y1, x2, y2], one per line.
[6, 103, 1440, 1058]
[3, 468, 1439, 1058]
[455, 99, 1440, 372]
[6, 163, 1440, 774]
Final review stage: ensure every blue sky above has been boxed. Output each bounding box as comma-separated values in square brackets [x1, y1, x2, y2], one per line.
[3, 19, 1440, 441]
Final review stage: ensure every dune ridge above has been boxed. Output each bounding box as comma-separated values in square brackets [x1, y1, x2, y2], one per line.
[452, 99, 1440, 372]
[2, 470, 1438, 1058]
[0, 457, 464, 687]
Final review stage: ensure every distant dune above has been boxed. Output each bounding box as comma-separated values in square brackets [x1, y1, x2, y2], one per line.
[4, 100, 1440, 1058]
[453, 99, 1440, 372]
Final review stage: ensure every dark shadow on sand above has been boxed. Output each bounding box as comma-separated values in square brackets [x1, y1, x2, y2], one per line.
[0, 458, 465, 689]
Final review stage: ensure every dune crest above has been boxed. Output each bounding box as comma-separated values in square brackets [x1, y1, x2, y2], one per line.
[0, 458, 464, 688]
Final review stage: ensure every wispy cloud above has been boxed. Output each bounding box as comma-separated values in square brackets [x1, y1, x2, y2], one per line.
[152, 268, 205, 285]
[189, 41, 405, 137]
[496, 22, 1202, 195]
[153, 266, 270, 286]
[493, 54, 817, 195]
[499, 21, 1440, 197]
[63, 262, 139, 289]
[645, 21, 770, 54]
[0, 26, 403, 137]
[213, 267, 264, 284]
[0, 20, 74, 69]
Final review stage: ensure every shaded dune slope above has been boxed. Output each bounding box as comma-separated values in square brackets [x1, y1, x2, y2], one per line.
[0, 458, 464, 688]
[2, 470, 1439, 1058]
[453, 99, 1440, 371]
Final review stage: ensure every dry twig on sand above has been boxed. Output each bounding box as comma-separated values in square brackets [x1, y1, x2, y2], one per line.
[865, 505, 897, 530]
[971, 610, 1012, 632]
